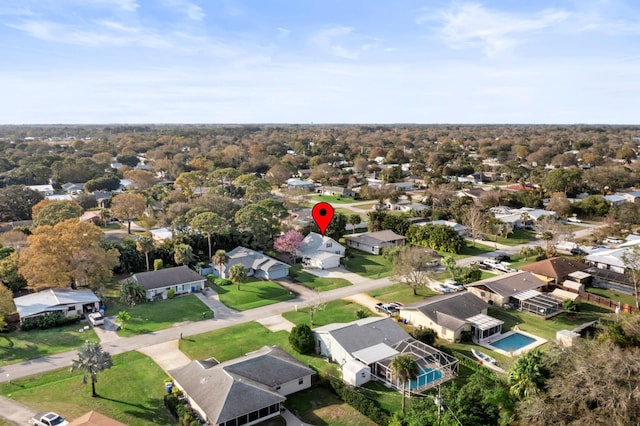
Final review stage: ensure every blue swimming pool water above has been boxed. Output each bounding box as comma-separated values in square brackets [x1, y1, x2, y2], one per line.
[409, 367, 444, 390]
[491, 332, 536, 352]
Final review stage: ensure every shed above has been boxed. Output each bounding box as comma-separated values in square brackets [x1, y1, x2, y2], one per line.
[342, 359, 371, 387]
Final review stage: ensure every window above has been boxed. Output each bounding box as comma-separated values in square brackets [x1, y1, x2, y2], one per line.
[480, 291, 486, 297]
[298, 378, 304, 385]
[361, 372, 366, 378]
[275, 386, 281, 390]
[68, 306, 75, 311]
[326, 242, 332, 248]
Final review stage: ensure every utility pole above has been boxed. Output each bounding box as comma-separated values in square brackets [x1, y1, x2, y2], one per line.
[435, 384, 442, 426]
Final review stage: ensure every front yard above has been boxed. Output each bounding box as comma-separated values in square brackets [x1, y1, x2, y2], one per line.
[105, 294, 212, 337]
[367, 283, 438, 305]
[282, 300, 370, 327]
[0, 351, 173, 425]
[208, 278, 296, 311]
[342, 251, 393, 278]
[290, 265, 351, 291]
[0, 323, 99, 367]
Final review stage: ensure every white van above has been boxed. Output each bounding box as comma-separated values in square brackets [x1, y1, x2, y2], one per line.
[88, 312, 104, 326]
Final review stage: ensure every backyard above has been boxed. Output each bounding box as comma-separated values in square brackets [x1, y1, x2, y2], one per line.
[290, 265, 351, 291]
[342, 250, 393, 278]
[207, 277, 295, 310]
[0, 351, 173, 425]
[0, 323, 99, 366]
[587, 287, 637, 307]
[104, 294, 212, 337]
[285, 386, 376, 426]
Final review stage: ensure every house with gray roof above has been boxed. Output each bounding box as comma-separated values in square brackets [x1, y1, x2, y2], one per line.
[466, 271, 548, 307]
[313, 317, 458, 393]
[345, 230, 406, 255]
[296, 232, 345, 270]
[130, 265, 206, 301]
[14, 288, 100, 322]
[220, 247, 290, 280]
[169, 346, 314, 426]
[399, 291, 503, 343]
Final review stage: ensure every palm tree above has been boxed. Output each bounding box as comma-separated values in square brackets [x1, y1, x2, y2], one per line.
[229, 264, 248, 291]
[136, 234, 154, 271]
[347, 214, 361, 235]
[70, 341, 113, 397]
[115, 310, 131, 330]
[508, 350, 548, 400]
[173, 243, 194, 266]
[391, 354, 419, 413]
[212, 249, 229, 277]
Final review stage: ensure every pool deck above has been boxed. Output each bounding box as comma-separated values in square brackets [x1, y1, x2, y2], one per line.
[480, 329, 547, 357]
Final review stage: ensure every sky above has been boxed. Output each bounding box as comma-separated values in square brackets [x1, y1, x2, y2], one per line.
[1, 0, 639, 124]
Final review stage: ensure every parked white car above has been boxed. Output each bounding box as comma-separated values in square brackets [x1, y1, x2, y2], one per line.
[88, 312, 104, 326]
[567, 216, 582, 223]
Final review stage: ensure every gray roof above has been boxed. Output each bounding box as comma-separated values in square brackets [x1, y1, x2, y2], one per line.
[14, 288, 99, 319]
[314, 317, 411, 354]
[404, 291, 489, 331]
[131, 266, 205, 290]
[170, 346, 312, 424]
[467, 271, 547, 298]
[224, 246, 290, 274]
[346, 230, 405, 249]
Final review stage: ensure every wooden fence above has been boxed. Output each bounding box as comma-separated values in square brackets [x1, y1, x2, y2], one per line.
[557, 285, 639, 313]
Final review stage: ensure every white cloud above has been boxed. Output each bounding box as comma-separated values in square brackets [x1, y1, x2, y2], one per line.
[427, 2, 570, 56]
[162, 0, 205, 21]
[310, 26, 358, 60]
[277, 27, 291, 38]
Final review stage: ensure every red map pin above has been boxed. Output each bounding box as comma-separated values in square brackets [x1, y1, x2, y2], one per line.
[312, 202, 334, 236]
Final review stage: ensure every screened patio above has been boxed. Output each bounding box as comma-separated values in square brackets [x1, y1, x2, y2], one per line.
[511, 289, 563, 319]
[467, 313, 504, 342]
[374, 338, 459, 394]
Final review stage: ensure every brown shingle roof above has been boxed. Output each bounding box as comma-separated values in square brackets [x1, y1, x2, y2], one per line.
[521, 257, 588, 283]
[68, 411, 126, 426]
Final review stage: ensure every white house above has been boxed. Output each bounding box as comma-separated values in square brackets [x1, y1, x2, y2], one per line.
[221, 247, 290, 280]
[170, 346, 314, 426]
[14, 288, 100, 322]
[295, 232, 345, 270]
[130, 266, 206, 301]
[313, 317, 458, 393]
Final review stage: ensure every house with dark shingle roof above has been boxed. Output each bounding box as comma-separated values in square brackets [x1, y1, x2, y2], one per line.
[520, 257, 588, 284]
[130, 265, 206, 301]
[399, 291, 503, 342]
[220, 247, 290, 280]
[466, 271, 548, 307]
[313, 317, 459, 393]
[345, 230, 406, 255]
[169, 346, 314, 426]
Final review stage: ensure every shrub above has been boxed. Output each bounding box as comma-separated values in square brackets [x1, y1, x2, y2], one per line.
[289, 324, 315, 354]
[410, 327, 437, 345]
[154, 259, 163, 271]
[563, 299, 579, 313]
[460, 330, 473, 343]
[214, 278, 232, 286]
[21, 312, 81, 331]
[168, 288, 175, 299]
[328, 378, 390, 426]
[356, 309, 369, 319]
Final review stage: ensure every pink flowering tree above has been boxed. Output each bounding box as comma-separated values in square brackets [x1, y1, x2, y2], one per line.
[274, 230, 305, 264]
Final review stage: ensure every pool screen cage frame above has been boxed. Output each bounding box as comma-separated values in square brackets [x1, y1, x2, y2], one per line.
[374, 338, 459, 394]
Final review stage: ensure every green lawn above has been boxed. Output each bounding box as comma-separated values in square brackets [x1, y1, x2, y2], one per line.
[0, 351, 173, 425]
[486, 229, 537, 246]
[488, 302, 613, 343]
[0, 323, 99, 367]
[353, 202, 379, 211]
[343, 251, 393, 278]
[359, 381, 402, 415]
[282, 300, 370, 327]
[367, 284, 438, 305]
[587, 287, 637, 307]
[178, 321, 339, 378]
[290, 265, 351, 291]
[504, 253, 539, 271]
[285, 386, 376, 426]
[208, 278, 295, 311]
[437, 242, 495, 260]
[105, 294, 211, 337]
[310, 194, 359, 204]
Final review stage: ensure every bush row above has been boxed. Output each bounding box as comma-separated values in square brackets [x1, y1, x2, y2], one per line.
[328, 377, 390, 426]
[21, 311, 81, 331]
[164, 393, 201, 426]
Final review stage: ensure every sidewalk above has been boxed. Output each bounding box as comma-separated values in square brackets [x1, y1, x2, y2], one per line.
[0, 394, 38, 425]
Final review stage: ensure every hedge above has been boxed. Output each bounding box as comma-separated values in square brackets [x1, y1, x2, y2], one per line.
[21, 311, 81, 331]
[328, 378, 390, 426]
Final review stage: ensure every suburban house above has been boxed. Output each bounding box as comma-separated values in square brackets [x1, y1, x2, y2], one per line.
[14, 288, 100, 322]
[345, 230, 406, 255]
[520, 257, 589, 284]
[314, 317, 458, 393]
[295, 232, 345, 270]
[79, 210, 101, 224]
[286, 178, 314, 191]
[169, 346, 314, 426]
[399, 292, 503, 343]
[490, 207, 556, 229]
[69, 411, 126, 426]
[130, 266, 206, 301]
[319, 185, 356, 198]
[420, 220, 467, 236]
[466, 272, 563, 318]
[386, 200, 429, 213]
[455, 188, 486, 204]
[220, 247, 290, 280]
[27, 184, 55, 196]
[61, 182, 85, 195]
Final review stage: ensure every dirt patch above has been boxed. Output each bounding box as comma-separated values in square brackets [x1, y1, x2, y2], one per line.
[313, 404, 377, 426]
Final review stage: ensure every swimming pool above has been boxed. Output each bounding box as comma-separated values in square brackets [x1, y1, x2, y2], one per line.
[491, 332, 536, 352]
[409, 367, 443, 390]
